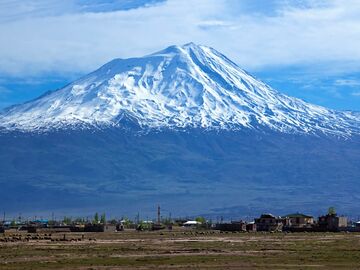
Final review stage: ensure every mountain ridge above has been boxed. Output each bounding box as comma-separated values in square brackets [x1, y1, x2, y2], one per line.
[0, 43, 359, 136]
[1, 127, 360, 216]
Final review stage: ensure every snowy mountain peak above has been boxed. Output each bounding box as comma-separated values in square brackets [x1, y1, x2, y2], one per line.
[0, 43, 360, 136]
[154, 42, 202, 54]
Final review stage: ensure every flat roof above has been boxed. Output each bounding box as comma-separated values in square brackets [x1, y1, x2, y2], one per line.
[283, 213, 313, 218]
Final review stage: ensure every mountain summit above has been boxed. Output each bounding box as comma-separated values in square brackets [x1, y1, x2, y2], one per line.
[1, 43, 359, 135]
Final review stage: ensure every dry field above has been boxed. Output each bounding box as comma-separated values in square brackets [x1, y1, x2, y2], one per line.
[1, 230, 360, 269]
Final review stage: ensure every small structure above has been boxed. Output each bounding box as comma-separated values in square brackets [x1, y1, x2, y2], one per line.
[84, 224, 116, 232]
[254, 214, 284, 232]
[103, 224, 117, 232]
[283, 213, 314, 230]
[246, 221, 256, 232]
[356, 221, 360, 228]
[116, 223, 124, 231]
[70, 224, 85, 232]
[318, 214, 347, 232]
[183, 220, 201, 228]
[27, 226, 70, 233]
[83, 224, 102, 232]
[152, 223, 166, 231]
[215, 221, 246, 232]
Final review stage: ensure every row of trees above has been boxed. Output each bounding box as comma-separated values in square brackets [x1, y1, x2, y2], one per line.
[62, 213, 107, 225]
[93, 213, 106, 224]
[60, 214, 209, 226]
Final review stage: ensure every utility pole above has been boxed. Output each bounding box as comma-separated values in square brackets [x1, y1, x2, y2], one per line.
[136, 212, 140, 225]
[157, 205, 161, 224]
[3, 211, 5, 222]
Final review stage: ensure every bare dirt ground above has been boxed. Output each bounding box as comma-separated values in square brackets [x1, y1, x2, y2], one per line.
[1, 230, 360, 269]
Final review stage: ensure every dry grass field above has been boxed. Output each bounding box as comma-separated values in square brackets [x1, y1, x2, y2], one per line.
[1, 230, 360, 269]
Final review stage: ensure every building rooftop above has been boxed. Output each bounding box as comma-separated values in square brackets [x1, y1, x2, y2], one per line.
[184, 221, 201, 225]
[283, 213, 313, 218]
[259, 213, 276, 218]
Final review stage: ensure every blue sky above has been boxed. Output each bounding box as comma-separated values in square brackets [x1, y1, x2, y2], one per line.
[1, 0, 360, 111]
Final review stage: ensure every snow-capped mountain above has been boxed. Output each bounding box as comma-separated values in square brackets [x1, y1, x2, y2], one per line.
[1, 43, 360, 216]
[0, 42, 359, 136]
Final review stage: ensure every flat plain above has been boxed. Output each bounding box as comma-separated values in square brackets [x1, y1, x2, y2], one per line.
[1, 230, 360, 269]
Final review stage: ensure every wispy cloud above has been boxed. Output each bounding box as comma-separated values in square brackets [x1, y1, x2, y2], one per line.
[334, 79, 360, 87]
[1, 0, 360, 112]
[1, 0, 360, 77]
[352, 91, 360, 97]
[0, 0, 165, 22]
[198, 20, 235, 30]
[78, 0, 166, 13]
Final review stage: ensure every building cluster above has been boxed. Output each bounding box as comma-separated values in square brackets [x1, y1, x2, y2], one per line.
[0, 214, 166, 234]
[1, 209, 360, 234]
[216, 212, 360, 232]
[0, 219, 121, 234]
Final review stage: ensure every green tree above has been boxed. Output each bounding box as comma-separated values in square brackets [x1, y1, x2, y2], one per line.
[121, 217, 133, 228]
[195, 216, 206, 224]
[94, 213, 99, 224]
[137, 221, 152, 231]
[100, 213, 106, 224]
[328, 207, 336, 215]
[63, 216, 72, 225]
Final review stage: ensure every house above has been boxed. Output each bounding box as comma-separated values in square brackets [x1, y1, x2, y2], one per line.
[84, 224, 116, 232]
[27, 226, 71, 233]
[318, 213, 347, 232]
[254, 214, 285, 232]
[283, 213, 314, 230]
[70, 224, 85, 232]
[103, 224, 117, 232]
[152, 223, 166, 231]
[246, 221, 256, 232]
[215, 221, 246, 232]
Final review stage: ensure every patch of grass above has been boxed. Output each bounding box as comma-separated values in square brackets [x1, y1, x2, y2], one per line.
[1, 232, 360, 269]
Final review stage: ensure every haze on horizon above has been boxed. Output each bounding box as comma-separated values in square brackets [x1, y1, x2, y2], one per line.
[1, 0, 360, 111]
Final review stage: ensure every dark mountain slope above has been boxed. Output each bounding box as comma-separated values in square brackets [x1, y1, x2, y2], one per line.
[1, 129, 359, 217]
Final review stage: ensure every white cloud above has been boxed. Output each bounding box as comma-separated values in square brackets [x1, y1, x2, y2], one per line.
[334, 79, 360, 87]
[352, 91, 360, 97]
[1, 0, 360, 77]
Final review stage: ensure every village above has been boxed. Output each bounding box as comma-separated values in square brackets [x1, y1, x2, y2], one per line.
[2, 207, 360, 269]
[1, 207, 360, 238]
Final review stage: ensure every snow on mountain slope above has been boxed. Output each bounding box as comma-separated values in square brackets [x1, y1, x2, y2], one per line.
[0, 42, 359, 135]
